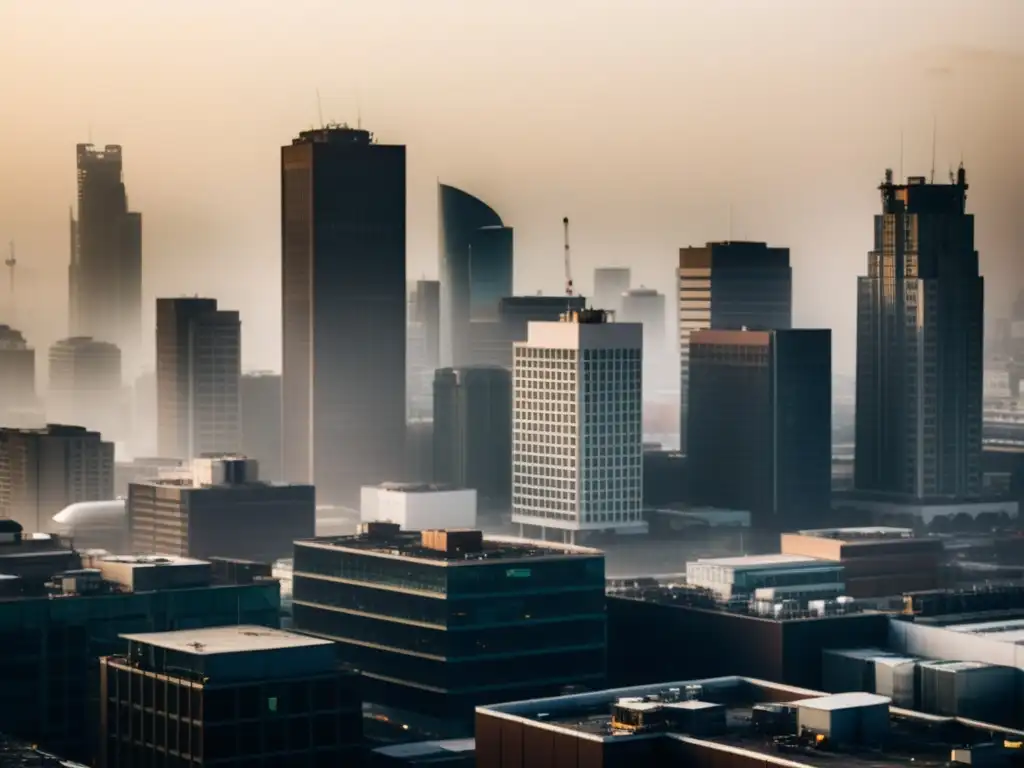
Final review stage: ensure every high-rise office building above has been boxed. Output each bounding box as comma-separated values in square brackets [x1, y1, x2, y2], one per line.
[686, 329, 832, 530]
[68, 144, 142, 373]
[677, 241, 792, 451]
[128, 455, 314, 562]
[0, 424, 114, 534]
[855, 168, 984, 501]
[1010, 290, 1024, 399]
[0, 325, 35, 420]
[413, 279, 441, 370]
[156, 298, 241, 460]
[593, 267, 631, 315]
[438, 184, 513, 365]
[292, 525, 606, 734]
[433, 366, 512, 509]
[241, 371, 282, 481]
[48, 337, 123, 440]
[620, 287, 668, 397]
[100, 626, 361, 767]
[282, 126, 406, 504]
[470, 295, 587, 369]
[512, 310, 644, 542]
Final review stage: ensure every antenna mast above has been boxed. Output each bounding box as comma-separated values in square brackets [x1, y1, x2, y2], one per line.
[5, 241, 15, 302]
[563, 217, 573, 297]
[930, 116, 937, 183]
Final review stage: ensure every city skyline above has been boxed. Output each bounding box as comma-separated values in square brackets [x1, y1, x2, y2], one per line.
[2, 2, 1024, 376]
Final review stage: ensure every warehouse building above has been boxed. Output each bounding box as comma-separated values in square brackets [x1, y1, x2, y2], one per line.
[476, 675, 1024, 768]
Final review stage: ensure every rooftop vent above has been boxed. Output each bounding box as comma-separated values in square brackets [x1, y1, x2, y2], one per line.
[359, 522, 401, 540]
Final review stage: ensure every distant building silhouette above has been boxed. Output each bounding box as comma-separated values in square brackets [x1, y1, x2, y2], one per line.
[677, 241, 792, 451]
[156, 298, 241, 460]
[48, 336, 123, 440]
[281, 125, 406, 504]
[68, 143, 142, 374]
[470, 295, 587, 369]
[0, 325, 35, 420]
[620, 287, 667, 396]
[433, 366, 512, 509]
[686, 329, 832, 530]
[593, 267, 631, 315]
[0, 424, 114, 534]
[408, 281, 441, 420]
[512, 310, 644, 543]
[438, 184, 513, 365]
[240, 371, 282, 481]
[413, 279, 441, 369]
[855, 168, 984, 501]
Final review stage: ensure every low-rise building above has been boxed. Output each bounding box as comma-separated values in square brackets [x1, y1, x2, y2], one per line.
[359, 482, 476, 530]
[127, 454, 314, 562]
[476, 675, 1024, 768]
[292, 524, 606, 735]
[684, 554, 844, 602]
[100, 625, 361, 767]
[780, 526, 945, 598]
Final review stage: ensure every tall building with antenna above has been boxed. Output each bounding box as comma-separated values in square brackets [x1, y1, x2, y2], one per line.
[68, 144, 142, 376]
[281, 125, 406, 504]
[854, 167, 984, 503]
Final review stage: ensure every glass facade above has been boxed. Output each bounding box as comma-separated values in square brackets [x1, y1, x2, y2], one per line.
[0, 582, 280, 763]
[291, 542, 606, 724]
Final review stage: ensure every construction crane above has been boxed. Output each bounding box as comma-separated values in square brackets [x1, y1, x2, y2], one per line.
[5, 241, 15, 301]
[563, 216, 574, 297]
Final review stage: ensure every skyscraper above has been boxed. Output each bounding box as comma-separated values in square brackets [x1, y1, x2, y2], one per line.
[0, 424, 114, 534]
[282, 126, 406, 504]
[593, 267, 631, 315]
[412, 278, 441, 370]
[433, 366, 512, 509]
[69, 144, 142, 374]
[48, 337, 123, 440]
[0, 325, 35, 421]
[156, 298, 241, 460]
[512, 310, 644, 543]
[620, 287, 668, 397]
[469, 295, 587, 369]
[677, 241, 792, 451]
[686, 329, 832, 530]
[240, 371, 282, 481]
[438, 184, 513, 365]
[855, 168, 984, 501]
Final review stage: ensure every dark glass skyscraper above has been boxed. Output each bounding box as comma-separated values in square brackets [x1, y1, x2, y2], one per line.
[855, 168, 984, 501]
[69, 144, 142, 375]
[677, 241, 792, 451]
[433, 366, 512, 508]
[438, 184, 513, 365]
[686, 329, 832, 530]
[282, 126, 406, 504]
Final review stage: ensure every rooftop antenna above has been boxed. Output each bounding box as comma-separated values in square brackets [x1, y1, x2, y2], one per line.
[563, 217, 574, 298]
[930, 115, 937, 184]
[5, 241, 15, 303]
[316, 89, 324, 129]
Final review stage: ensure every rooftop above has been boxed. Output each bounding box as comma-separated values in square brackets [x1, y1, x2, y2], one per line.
[0, 733, 88, 767]
[373, 481, 465, 494]
[100, 554, 206, 569]
[479, 676, 1024, 767]
[120, 625, 332, 656]
[694, 554, 818, 569]
[794, 527, 915, 541]
[297, 531, 602, 566]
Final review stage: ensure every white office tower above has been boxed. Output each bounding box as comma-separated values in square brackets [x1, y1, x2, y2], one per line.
[619, 287, 669, 398]
[512, 309, 646, 543]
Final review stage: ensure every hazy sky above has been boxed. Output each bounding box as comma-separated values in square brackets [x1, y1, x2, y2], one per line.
[2, 0, 1023, 377]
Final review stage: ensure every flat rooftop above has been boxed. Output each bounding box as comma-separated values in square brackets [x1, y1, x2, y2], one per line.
[120, 625, 333, 655]
[479, 676, 1024, 768]
[945, 616, 1024, 643]
[694, 554, 818, 569]
[794, 526, 914, 540]
[100, 554, 207, 568]
[297, 532, 603, 565]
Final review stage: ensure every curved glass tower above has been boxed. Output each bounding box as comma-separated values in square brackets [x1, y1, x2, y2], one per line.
[438, 184, 513, 366]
